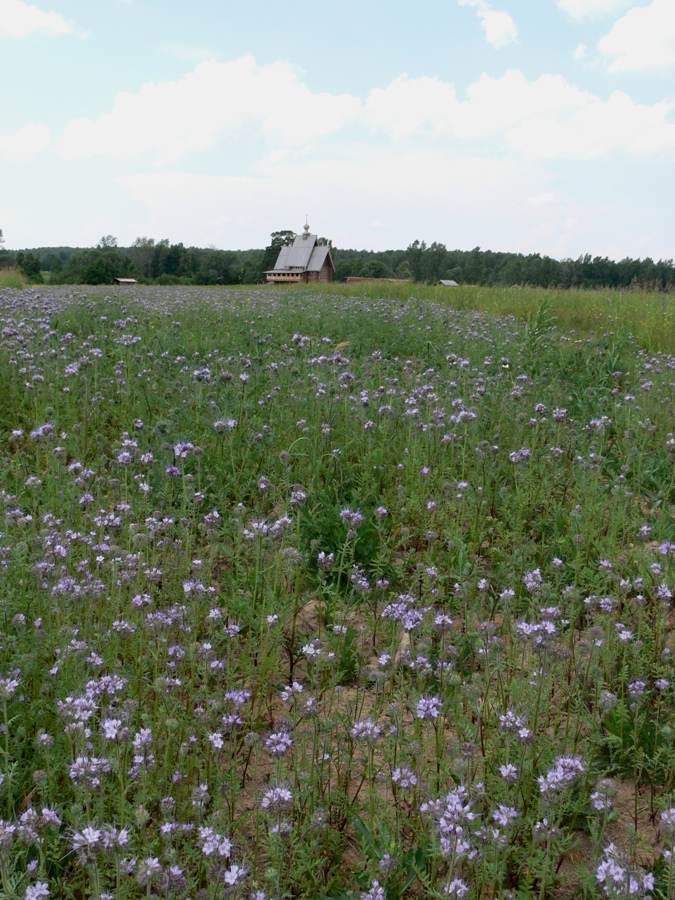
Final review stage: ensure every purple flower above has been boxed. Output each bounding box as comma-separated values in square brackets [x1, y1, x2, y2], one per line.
[340, 508, 365, 528]
[350, 719, 382, 744]
[596, 844, 654, 897]
[537, 755, 585, 795]
[260, 784, 293, 811]
[492, 804, 519, 828]
[29, 423, 55, 442]
[499, 763, 518, 783]
[197, 826, 231, 858]
[416, 695, 443, 721]
[591, 791, 613, 812]
[444, 878, 470, 898]
[265, 732, 293, 756]
[360, 879, 386, 900]
[223, 863, 247, 887]
[509, 448, 531, 464]
[391, 767, 418, 789]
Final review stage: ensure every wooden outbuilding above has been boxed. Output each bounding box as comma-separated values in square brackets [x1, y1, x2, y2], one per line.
[265, 224, 334, 284]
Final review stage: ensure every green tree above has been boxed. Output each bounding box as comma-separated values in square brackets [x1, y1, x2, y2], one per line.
[424, 242, 448, 283]
[82, 256, 117, 284]
[43, 254, 63, 273]
[17, 251, 43, 283]
[163, 242, 194, 278]
[240, 252, 264, 284]
[405, 240, 448, 283]
[197, 250, 239, 285]
[395, 260, 413, 279]
[463, 247, 483, 284]
[128, 237, 156, 278]
[0, 229, 11, 268]
[261, 230, 295, 272]
[406, 240, 427, 282]
[363, 259, 391, 279]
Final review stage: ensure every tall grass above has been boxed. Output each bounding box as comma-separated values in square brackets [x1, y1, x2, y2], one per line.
[315, 283, 675, 353]
[0, 267, 26, 289]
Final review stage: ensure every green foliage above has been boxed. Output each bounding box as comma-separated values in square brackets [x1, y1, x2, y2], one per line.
[9, 235, 675, 293]
[262, 229, 296, 272]
[0, 267, 25, 288]
[16, 251, 43, 282]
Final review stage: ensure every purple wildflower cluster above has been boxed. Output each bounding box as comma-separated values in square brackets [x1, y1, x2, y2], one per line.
[0, 286, 672, 898]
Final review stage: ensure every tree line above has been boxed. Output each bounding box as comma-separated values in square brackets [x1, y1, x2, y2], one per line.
[1, 230, 673, 290]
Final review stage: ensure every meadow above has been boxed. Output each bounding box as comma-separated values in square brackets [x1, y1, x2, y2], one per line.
[317, 284, 675, 356]
[0, 283, 673, 900]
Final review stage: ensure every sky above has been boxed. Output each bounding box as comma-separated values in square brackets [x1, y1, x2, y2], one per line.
[1, 0, 674, 260]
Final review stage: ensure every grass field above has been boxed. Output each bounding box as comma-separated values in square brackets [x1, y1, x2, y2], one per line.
[0, 268, 26, 290]
[316, 283, 675, 355]
[0, 283, 673, 899]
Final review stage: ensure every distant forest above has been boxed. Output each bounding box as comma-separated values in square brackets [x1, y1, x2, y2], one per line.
[1, 231, 674, 290]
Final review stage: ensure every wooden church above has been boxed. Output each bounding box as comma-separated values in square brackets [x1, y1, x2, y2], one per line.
[264, 223, 335, 284]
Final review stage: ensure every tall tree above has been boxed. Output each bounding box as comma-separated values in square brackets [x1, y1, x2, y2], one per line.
[261, 230, 296, 272]
[463, 247, 484, 285]
[17, 251, 43, 282]
[128, 237, 156, 278]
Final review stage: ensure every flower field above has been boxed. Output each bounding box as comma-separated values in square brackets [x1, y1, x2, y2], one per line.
[0, 285, 674, 899]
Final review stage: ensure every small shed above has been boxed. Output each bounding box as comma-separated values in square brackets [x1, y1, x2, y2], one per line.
[438, 279, 459, 287]
[265, 224, 334, 284]
[114, 277, 139, 285]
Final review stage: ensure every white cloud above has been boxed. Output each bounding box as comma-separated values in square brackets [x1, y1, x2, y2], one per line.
[0, 124, 51, 161]
[457, 0, 517, 49]
[506, 87, 675, 159]
[557, 0, 630, 20]
[56, 57, 360, 164]
[573, 43, 587, 61]
[27, 57, 675, 173]
[598, 0, 675, 72]
[363, 75, 459, 138]
[363, 69, 675, 159]
[480, 9, 518, 48]
[0, 0, 71, 37]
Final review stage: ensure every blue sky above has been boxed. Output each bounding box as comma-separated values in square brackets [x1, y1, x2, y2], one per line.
[1, 0, 674, 259]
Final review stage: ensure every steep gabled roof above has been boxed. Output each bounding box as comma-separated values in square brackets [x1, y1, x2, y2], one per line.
[273, 232, 317, 270]
[265, 225, 334, 276]
[306, 244, 332, 272]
